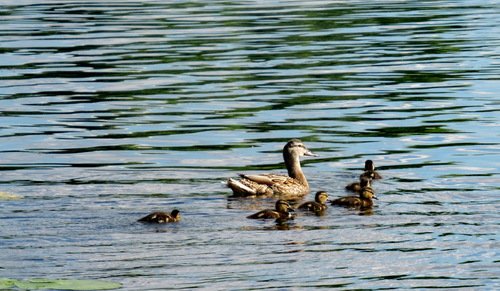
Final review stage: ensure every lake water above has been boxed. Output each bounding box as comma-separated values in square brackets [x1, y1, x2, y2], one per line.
[1, 0, 499, 290]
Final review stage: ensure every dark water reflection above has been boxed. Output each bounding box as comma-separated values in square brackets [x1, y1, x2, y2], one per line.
[1, 0, 499, 290]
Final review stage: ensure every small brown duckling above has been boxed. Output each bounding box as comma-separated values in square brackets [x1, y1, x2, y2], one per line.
[297, 191, 329, 212]
[345, 172, 374, 192]
[247, 199, 294, 220]
[332, 178, 377, 209]
[364, 159, 382, 179]
[138, 209, 181, 223]
[345, 160, 382, 192]
[345, 171, 374, 192]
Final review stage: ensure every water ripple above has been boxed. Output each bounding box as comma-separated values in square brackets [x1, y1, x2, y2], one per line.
[1, 0, 499, 290]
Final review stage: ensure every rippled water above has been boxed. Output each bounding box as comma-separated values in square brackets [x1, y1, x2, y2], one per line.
[1, 0, 499, 290]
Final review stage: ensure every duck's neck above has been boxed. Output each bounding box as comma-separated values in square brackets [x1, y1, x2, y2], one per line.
[360, 187, 374, 201]
[284, 152, 308, 186]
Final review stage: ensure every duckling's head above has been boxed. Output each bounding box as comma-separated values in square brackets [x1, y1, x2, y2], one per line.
[359, 176, 372, 188]
[360, 187, 377, 200]
[275, 199, 293, 213]
[364, 160, 376, 171]
[284, 139, 317, 158]
[315, 191, 329, 204]
[170, 209, 181, 220]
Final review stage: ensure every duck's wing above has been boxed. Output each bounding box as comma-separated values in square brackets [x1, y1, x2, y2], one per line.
[228, 173, 306, 197]
[363, 170, 382, 180]
[247, 209, 279, 219]
[242, 173, 306, 196]
[138, 212, 171, 223]
[297, 201, 315, 210]
[345, 182, 360, 192]
[373, 171, 382, 179]
[227, 177, 273, 197]
[298, 201, 326, 213]
[330, 196, 361, 207]
[239, 173, 289, 186]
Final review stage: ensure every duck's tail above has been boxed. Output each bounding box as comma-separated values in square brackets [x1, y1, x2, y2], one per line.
[226, 178, 257, 196]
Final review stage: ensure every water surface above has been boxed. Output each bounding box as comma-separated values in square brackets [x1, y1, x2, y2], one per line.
[1, 0, 499, 290]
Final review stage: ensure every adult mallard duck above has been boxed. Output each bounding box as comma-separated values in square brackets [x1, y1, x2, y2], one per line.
[138, 209, 181, 223]
[227, 139, 317, 197]
[332, 178, 377, 209]
[297, 191, 329, 212]
[247, 199, 294, 220]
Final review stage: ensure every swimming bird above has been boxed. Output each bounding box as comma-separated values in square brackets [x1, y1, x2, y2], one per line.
[227, 139, 317, 197]
[332, 178, 377, 209]
[364, 159, 382, 179]
[345, 160, 382, 192]
[138, 209, 181, 223]
[297, 191, 329, 213]
[345, 171, 375, 193]
[247, 199, 295, 220]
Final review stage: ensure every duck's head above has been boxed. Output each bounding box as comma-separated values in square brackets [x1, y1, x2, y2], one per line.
[359, 176, 372, 188]
[315, 191, 329, 204]
[364, 160, 376, 171]
[360, 187, 377, 200]
[170, 209, 181, 220]
[275, 199, 294, 213]
[284, 139, 317, 158]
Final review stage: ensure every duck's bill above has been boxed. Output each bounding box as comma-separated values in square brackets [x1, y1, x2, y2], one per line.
[304, 149, 318, 157]
[373, 195, 379, 200]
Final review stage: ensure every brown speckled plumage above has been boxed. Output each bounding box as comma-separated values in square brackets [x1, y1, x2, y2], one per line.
[138, 209, 181, 223]
[332, 180, 377, 209]
[247, 200, 295, 220]
[227, 139, 317, 197]
[297, 191, 329, 212]
[345, 160, 382, 192]
[345, 172, 373, 192]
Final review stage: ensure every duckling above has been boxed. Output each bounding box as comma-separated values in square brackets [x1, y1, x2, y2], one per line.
[138, 209, 181, 223]
[332, 178, 377, 209]
[297, 191, 329, 212]
[345, 171, 375, 192]
[247, 199, 294, 220]
[227, 139, 317, 197]
[364, 159, 382, 179]
[345, 160, 382, 192]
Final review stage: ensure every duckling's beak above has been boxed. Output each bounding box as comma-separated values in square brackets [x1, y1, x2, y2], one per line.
[288, 208, 295, 213]
[373, 195, 378, 200]
[304, 149, 318, 157]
